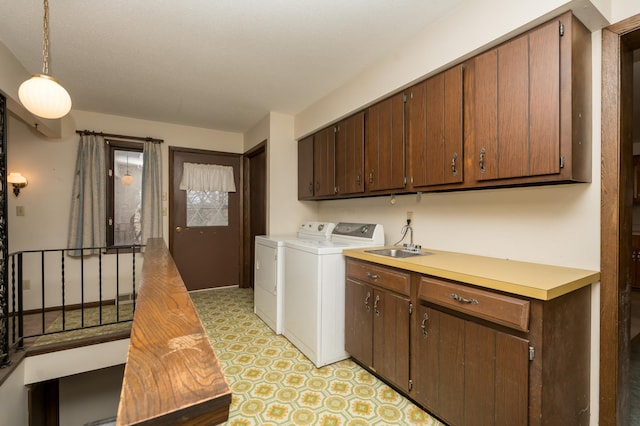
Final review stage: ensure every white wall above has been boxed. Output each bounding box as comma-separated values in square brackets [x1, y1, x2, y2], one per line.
[59, 365, 124, 426]
[244, 112, 317, 235]
[0, 361, 28, 426]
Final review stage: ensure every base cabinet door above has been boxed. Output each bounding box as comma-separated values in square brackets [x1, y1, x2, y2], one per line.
[372, 288, 410, 393]
[345, 266, 411, 393]
[345, 278, 373, 366]
[413, 305, 529, 426]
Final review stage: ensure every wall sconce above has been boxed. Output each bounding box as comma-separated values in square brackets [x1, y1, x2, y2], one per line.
[7, 173, 28, 197]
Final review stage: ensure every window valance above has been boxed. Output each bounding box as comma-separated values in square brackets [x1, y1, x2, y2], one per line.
[179, 163, 236, 192]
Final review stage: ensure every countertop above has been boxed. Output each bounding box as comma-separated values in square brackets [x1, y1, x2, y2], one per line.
[343, 246, 600, 301]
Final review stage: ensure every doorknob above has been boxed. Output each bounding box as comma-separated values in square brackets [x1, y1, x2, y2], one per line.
[176, 226, 182, 233]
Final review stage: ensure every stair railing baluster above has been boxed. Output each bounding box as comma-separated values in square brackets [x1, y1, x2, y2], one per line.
[41, 251, 45, 335]
[61, 250, 65, 330]
[132, 245, 136, 311]
[99, 250, 103, 324]
[116, 247, 120, 322]
[17, 253, 23, 351]
[80, 249, 85, 328]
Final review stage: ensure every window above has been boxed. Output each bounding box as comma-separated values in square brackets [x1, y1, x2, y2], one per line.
[186, 190, 229, 227]
[107, 140, 143, 247]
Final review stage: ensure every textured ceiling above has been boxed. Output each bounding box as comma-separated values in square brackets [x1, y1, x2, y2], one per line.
[0, 0, 464, 133]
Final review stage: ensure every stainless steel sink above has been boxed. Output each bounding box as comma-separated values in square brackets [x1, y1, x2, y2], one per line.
[365, 248, 432, 258]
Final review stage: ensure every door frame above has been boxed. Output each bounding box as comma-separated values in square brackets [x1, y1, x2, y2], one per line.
[242, 140, 267, 288]
[600, 14, 640, 425]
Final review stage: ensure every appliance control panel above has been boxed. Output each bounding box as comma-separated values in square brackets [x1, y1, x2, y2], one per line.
[332, 223, 385, 245]
[297, 222, 336, 239]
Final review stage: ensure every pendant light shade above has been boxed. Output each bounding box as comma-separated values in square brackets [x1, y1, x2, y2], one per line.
[19, 0, 72, 119]
[121, 174, 134, 185]
[19, 74, 72, 119]
[121, 154, 133, 185]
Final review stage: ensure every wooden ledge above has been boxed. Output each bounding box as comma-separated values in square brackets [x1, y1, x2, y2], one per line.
[116, 239, 231, 425]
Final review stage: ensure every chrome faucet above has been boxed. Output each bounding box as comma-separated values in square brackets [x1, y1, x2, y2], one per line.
[393, 219, 421, 253]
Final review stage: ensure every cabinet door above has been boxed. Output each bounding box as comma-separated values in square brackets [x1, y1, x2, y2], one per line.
[634, 156, 640, 204]
[297, 136, 314, 199]
[407, 66, 463, 188]
[335, 112, 365, 195]
[474, 18, 560, 181]
[313, 126, 336, 197]
[413, 306, 529, 426]
[345, 279, 372, 366]
[372, 288, 410, 392]
[633, 236, 640, 289]
[365, 92, 405, 192]
[413, 306, 465, 425]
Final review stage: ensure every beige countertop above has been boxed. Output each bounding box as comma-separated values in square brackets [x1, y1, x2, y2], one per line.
[343, 246, 600, 301]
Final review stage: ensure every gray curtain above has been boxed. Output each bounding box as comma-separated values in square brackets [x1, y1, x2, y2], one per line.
[141, 141, 162, 243]
[67, 134, 106, 255]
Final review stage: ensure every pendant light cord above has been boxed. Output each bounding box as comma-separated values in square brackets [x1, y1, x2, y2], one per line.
[42, 0, 50, 75]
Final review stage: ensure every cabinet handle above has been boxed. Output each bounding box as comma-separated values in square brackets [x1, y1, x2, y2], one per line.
[449, 293, 479, 305]
[365, 291, 371, 312]
[366, 272, 380, 280]
[374, 295, 380, 316]
[308, 182, 313, 194]
[369, 170, 374, 185]
[451, 152, 458, 176]
[356, 174, 361, 186]
[479, 148, 486, 174]
[421, 313, 429, 338]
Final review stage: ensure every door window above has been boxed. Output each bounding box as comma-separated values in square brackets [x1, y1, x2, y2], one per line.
[186, 190, 229, 227]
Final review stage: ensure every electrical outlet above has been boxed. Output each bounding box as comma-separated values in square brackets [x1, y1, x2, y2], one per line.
[16, 206, 25, 216]
[406, 211, 414, 223]
[23, 279, 30, 290]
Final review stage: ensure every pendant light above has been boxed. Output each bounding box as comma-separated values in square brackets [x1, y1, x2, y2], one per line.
[122, 154, 133, 185]
[18, 0, 72, 119]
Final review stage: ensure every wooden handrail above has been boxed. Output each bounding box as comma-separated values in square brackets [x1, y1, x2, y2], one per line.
[116, 238, 231, 425]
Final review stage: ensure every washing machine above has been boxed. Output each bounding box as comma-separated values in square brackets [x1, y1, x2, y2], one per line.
[283, 222, 384, 367]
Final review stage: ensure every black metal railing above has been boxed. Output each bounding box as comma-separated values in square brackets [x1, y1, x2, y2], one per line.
[0, 245, 142, 366]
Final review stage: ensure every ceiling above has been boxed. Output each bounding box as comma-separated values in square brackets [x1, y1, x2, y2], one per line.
[0, 0, 464, 133]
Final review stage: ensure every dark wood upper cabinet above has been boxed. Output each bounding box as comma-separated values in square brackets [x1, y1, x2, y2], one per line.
[297, 136, 314, 200]
[365, 92, 406, 192]
[406, 65, 464, 189]
[313, 126, 336, 197]
[335, 112, 365, 195]
[469, 11, 590, 185]
[296, 11, 591, 200]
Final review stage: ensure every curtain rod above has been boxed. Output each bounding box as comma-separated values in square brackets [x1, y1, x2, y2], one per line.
[75, 130, 164, 144]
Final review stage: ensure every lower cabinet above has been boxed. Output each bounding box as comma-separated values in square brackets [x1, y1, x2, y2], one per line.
[345, 262, 411, 393]
[413, 305, 529, 426]
[344, 258, 591, 426]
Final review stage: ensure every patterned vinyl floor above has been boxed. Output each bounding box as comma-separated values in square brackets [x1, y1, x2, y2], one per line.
[189, 287, 444, 426]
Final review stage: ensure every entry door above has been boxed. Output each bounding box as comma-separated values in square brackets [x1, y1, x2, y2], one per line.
[170, 147, 241, 291]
